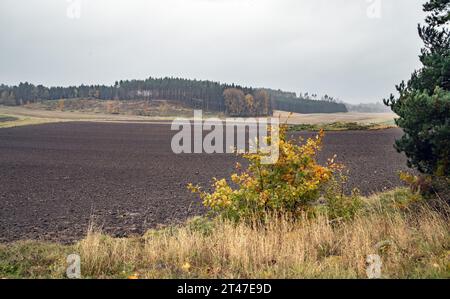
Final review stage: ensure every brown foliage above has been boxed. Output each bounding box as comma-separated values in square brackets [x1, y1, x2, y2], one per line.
[223, 88, 272, 117]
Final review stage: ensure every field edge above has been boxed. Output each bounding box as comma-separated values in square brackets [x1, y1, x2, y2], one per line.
[0, 188, 448, 279]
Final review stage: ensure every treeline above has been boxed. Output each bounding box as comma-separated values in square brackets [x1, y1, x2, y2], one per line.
[266, 89, 348, 114]
[0, 77, 347, 116]
[0, 78, 257, 114]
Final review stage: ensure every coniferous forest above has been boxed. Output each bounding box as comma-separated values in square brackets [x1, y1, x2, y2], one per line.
[0, 77, 347, 116]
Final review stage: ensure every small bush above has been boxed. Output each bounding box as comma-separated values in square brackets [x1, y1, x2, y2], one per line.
[367, 188, 423, 212]
[399, 171, 433, 194]
[186, 216, 215, 236]
[189, 126, 340, 222]
[323, 172, 363, 221]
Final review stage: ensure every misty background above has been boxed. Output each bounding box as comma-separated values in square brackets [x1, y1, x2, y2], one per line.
[0, 0, 427, 104]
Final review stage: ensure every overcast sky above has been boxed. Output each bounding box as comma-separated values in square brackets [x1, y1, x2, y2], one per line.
[0, 0, 427, 103]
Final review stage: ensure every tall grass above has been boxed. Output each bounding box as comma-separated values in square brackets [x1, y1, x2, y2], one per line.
[75, 190, 449, 279]
[0, 189, 448, 279]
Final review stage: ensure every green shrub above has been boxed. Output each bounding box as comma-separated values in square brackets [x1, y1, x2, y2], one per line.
[186, 217, 215, 236]
[189, 127, 339, 223]
[322, 173, 363, 221]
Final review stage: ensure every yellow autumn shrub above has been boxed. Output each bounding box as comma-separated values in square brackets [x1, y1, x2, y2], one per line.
[188, 126, 340, 222]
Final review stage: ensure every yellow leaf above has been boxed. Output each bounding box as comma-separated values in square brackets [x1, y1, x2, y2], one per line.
[182, 262, 191, 272]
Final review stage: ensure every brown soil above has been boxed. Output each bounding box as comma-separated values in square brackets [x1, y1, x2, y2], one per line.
[0, 122, 409, 243]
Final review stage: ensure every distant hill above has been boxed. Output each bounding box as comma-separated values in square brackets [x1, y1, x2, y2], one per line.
[0, 78, 348, 116]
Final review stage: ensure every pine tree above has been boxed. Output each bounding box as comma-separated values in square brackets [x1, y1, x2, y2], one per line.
[384, 0, 450, 176]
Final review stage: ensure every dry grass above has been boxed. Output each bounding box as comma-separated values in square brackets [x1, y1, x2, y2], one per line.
[0, 105, 180, 124]
[0, 113, 66, 128]
[1, 106, 396, 129]
[0, 103, 221, 125]
[0, 189, 448, 279]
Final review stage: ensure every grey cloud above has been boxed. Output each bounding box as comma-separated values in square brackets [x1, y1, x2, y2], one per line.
[0, 0, 427, 103]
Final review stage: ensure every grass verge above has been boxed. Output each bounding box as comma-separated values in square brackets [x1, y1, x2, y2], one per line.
[289, 122, 395, 132]
[0, 113, 63, 129]
[0, 115, 18, 123]
[0, 188, 448, 279]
